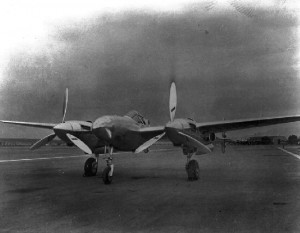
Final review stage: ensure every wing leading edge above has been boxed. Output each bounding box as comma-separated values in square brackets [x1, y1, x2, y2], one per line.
[137, 126, 166, 140]
[0, 120, 56, 129]
[196, 115, 300, 133]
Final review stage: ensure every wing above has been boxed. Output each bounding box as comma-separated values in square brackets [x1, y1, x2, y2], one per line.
[196, 115, 300, 133]
[1, 120, 56, 129]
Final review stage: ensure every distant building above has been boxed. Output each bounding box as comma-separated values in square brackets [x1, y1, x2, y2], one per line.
[0, 138, 65, 147]
[270, 136, 287, 145]
[247, 136, 286, 145]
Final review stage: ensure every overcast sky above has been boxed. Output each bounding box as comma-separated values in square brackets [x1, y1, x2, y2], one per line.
[0, 0, 300, 138]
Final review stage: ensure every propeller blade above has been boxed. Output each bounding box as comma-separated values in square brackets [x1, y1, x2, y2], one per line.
[66, 133, 92, 154]
[30, 133, 56, 150]
[62, 88, 69, 123]
[135, 132, 166, 153]
[178, 132, 212, 154]
[169, 82, 177, 122]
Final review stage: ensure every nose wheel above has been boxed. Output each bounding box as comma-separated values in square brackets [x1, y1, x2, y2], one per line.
[185, 153, 199, 181]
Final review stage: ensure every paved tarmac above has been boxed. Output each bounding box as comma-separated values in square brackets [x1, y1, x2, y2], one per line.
[0, 145, 299, 233]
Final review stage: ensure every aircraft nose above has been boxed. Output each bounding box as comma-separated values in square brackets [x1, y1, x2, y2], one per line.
[92, 117, 113, 141]
[165, 120, 182, 130]
[53, 122, 72, 132]
[93, 116, 112, 128]
[92, 127, 112, 141]
[165, 123, 178, 137]
[165, 120, 183, 144]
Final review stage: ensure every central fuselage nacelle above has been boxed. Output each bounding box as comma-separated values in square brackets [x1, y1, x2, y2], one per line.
[92, 115, 145, 151]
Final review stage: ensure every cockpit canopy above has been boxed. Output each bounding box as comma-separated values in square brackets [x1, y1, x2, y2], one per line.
[125, 110, 150, 126]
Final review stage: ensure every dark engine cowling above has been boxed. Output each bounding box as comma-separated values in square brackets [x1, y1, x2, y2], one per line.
[209, 132, 216, 141]
[182, 145, 197, 155]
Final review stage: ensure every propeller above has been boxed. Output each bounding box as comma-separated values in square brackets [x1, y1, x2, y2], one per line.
[30, 88, 69, 150]
[134, 82, 177, 153]
[134, 132, 165, 153]
[66, 133, 92, 154]
[135, 82, 178, 153]
[62, 88, 68, 123]
[178, 132, 212, 154]
[169, 82, 177, 122]
[135, 81, 212, 155]
[30, 133, 56, 150]
[168, 82, 214, 154]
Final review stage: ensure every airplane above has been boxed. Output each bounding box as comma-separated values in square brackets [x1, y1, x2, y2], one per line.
[68, 82, 300, 184]
[3, 83, 300, 185]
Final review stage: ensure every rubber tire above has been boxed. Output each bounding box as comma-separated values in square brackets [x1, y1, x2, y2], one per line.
[102, 166, 113, 184]
[185, 159, 199, 181]
[84, 158, 98, 177]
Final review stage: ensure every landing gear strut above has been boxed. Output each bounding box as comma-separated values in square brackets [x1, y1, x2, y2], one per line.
[185, 153, 199, 181]
[84, 155, 98, 177]
[221, 132, 227, 153]
[102, 146, 114, 184]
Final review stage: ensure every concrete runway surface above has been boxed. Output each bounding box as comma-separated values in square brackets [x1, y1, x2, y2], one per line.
[0, 145, 299, 233]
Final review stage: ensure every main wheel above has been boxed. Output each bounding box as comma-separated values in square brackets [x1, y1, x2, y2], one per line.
[185, 159, 199, 181]
[84, 158, 98, 177]
[102, 166, 113, 184]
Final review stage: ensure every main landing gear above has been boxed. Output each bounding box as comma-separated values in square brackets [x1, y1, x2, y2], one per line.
[185, 153, 199, 181]
[84, 156, 98, 177]
[83, 147, 114, 185]
[102, 146, 114, 185]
